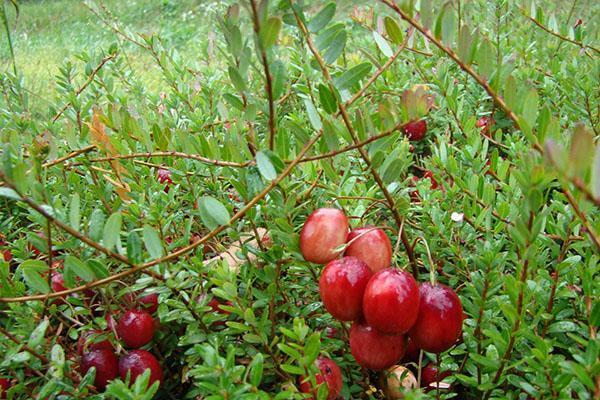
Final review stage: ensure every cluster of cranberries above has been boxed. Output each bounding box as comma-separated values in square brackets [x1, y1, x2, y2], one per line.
[298, 208, 463, 398]
[78, 292, 163, 391]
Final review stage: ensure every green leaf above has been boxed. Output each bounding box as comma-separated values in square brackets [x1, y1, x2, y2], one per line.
[317, 84, 337, 114]
[260, 16, 282, 49]
[384, 16, 403, 44]
[249, 353, 264, 387]
[592, 144, 600, 199]
[333, 62, 372, 91]
[21, 260, 50, 294]
[304, 98, 323, 131]
[372, 31, 393, 57]
[28, 319, 49, 348]
[64, 255, 95, 282]
[256, 151, 277, 181]
[69, 193, 80, 229]
[228, 65, 247, 92]
[304, 332, 321, 364]
[127, 231, 143, 264]
[103, 212, 121, 252]
[568, 123, 595, 178]
[88, 209, 105, 242]
[198, 196, 230, 230]
[476, 39, 495, 79]
[308, 3, 336, 33]
[0, 187, 21, 201]
[143, 225, 164, 259]
[322, 119, 339, 151]
[316, 24, 346, 64]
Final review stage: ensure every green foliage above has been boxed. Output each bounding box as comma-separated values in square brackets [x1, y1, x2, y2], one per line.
[0, 0, 598, 399]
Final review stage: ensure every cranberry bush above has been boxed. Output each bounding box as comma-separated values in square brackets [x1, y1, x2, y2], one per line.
[0, 1, 598, 399]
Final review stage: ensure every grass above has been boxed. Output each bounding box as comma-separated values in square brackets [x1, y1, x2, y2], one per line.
[0, 0, 228, 97]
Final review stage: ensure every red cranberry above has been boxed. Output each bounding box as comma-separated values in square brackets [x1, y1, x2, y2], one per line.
[300, 208, 349, 264]
[362, 268, 420, 334]
[349, 321, 407, 370]
[325, 327, 339, 339]
[29, 231, 58, 257]
[118, 350, 162, 386]
[208, 298, 233, 326]
[78, 330, 113, 355]
[409, 282, 463, 353]
[80, 349, 119, 390]
[298, 356, 343, 400]
[402, 119, 427, 141]
[126, 292, 159, 314]
[116, 310, 155, 348]
[402, 338, 420, 363]
[0, 378, 9, 399]
[344, 227, 392, 273]
[157, 169, 173, 193]
[51, 272, 67, 295]
[319, 257, 373, 321]
[1, 249, 11, 263]
[476, 116, 494, 136]
[421, 363, 451, 388]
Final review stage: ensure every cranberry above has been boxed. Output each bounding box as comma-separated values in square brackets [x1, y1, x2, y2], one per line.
[208, 298, 233, 326]
[476, 116, 494, 136]
[116, 310, 155, 348]
[319, 257, 373, 321]
[402, 338, 421, 363]
[126, 292, 159, 314]
[362, 268, 420, 334]
[0, 378, 9, 399]
[118, 350, 162, 386]
[409, 282, 463, 353]
[402, 119, 427, 141]
[421, 363, 451, 388]
[344, 227, 392, 273]
[80, 349, 119, 390]
[299, 208, 349, 264]
[157, 169, 173, 193]
[77, 330, 113, 355]
[349, 321, 407, 370]
[298, 356, 343, 400]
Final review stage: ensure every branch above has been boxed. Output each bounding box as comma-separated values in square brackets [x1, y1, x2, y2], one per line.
[69, 151, 252, 169]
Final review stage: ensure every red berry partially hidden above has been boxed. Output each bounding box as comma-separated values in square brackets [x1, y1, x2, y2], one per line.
[402, 119, 427, 141]
[300, 208, 349, 264]
[0, 378, 9, 399]
[139, 293, 159, 313]
[409, 283, 463, 353]
[299, 356, 343, 400]
[116, 310, 155, 348]
[157, 169, 173, 193]
[78, 330, 113, 355]
[319, 257, 373, 321]
[421, 363, 451, 389]
[402, 338, 420, 363]
[118, 350, 163, 386]
[363, 268, 420, 334]
[476, 116, 494, 136]
[349, 321, 407, 370]
[344, 227, 392, 273]
[80, 349, 119, 390]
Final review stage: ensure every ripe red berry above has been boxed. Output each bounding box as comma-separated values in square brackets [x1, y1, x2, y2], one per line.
[300, 208, 349, 264]
[402, 337, 420, 363]
[0, 378, 9, 399]
[116, 310, 155, 348]
[118, 350, 162, 386]
[80, 349, 119, 390]
[476, 116, 494, 136]
[0, 240, 12, 263]
[298, 356, 343, 400]
[319, 257, 373, 321]
[421, 363, 451, 388]
[157, 169, 173, 193]
[78, 330, 113, 355]
[344, 227, 392, 273]
[51, 272, 67, 298]
[409, 282, 463, 353]
[402, 119, 427, 141]
[349, 321, 407, 370]
[362, 268, 420, 334]
[126, 292, 159, 314]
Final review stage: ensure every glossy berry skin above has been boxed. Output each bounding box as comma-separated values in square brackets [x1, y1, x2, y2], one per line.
[51, 272, 67, 293]
[349, 321, 407, 370]
[409, 282, 463, 353]
[126, 292, 159, 314]
[80, 349, 119, 390]
[118, 350, 163, 386]
[362, 268, 420, 334]
[319, 257, 373, 321]
[157, 169, 173, 193]
[402, 119, 427, 141]
[300, 208, 349, 264]
[116, 310, 155, 348]
[421, 363, 451, 388]
[0, 378, 9, 399]
[299, 357, 343, 400]
[78, 330, 113, 355]
[344, 227, 392, 273]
